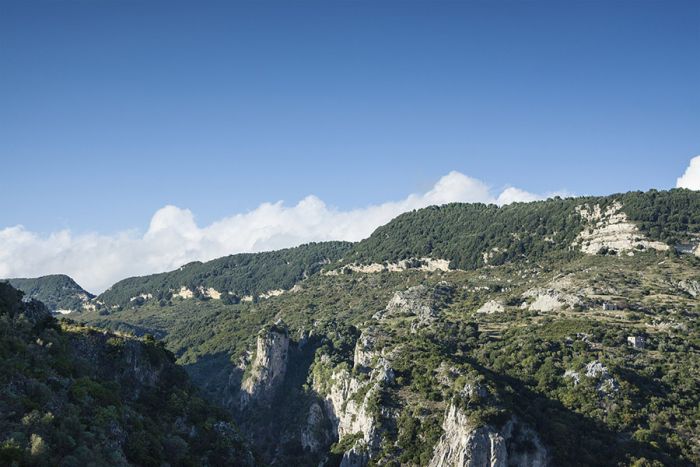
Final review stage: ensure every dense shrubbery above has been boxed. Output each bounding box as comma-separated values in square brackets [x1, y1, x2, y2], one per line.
[347, 189, 700, 270]
[70, 190, 700, 466]
[96, 241, 352, 308]
[0, 283, 252, 466]
[619, 189, 700, 243]
[3, 275, 94, 312]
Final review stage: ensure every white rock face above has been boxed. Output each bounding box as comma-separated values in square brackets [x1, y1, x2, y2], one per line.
[260, 289, 285, 299]
[582, 361, 618, 395]
[374, 284, 451, 329]
[476, 300, 505, 314]
[172, 286, 194, 299]
[382, 285, 436, 319]
[354, 327, 382, 370]
[340, 440, 370, 467]
[320, 367, 378, 445]
[334, 257, 452, 274]
[522, 288, 582, 312]
[585, 361, 608, 378]
[312, 328, 398, 464]
[300, 402, 328, 453]
[678, 279, 700, 298]
[129, 293, 153, 302]
[429, 405, 548, 467]
[204, 287, 221, 299]
[240, 327, 289, 406]
[573, 202, 669, 254]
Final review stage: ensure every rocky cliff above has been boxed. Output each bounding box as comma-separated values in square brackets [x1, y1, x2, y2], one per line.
[240, 324, 290, 406]
[430, 405, 548, 467]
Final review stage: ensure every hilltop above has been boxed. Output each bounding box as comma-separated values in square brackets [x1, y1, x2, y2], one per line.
[72, 189, 700, 466]
[3, 274, 94, 313]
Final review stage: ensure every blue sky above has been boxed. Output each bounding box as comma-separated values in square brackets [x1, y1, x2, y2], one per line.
[1, 0, 698, 234]
[1, 1, 699, 290]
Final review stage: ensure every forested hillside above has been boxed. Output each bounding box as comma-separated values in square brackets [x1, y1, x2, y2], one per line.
[16, 189, 700, 466]
[4, 275, 93, 312]
[79, 250, 700, 465]
[96, 241, 352, 308]
[346, 189, 700, 270]
[0, 283, 253, 466]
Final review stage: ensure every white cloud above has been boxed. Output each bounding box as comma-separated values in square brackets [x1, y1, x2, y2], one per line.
[0, 171, 565, 293]
[676, 156, 700, 190]
[496, 187, 543, 205]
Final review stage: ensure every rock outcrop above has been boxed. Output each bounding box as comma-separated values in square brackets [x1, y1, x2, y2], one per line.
[340, 439, 370, 467]
[300, 402, 331, 453]
[312, 327, 398, 465]
[573, 202, 669, 255]
[678, 279, 700, 298]
[476, 300, 505, 314]
[374, 283, 453, 330]
[429, 405, 548, 467]
[240, 325, 289, 406]
[522, 288, 582, 312]
[334, 258, 452, 275]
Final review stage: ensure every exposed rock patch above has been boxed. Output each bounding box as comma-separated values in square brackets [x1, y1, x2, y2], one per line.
[300, 402, 331, 453]
[522, 288, 582, 312]
[429, 404, 548, 467]
[240, 325, 289, 407]
[374, 283, 453, 330]
[330, 258, 452, 275]
[573, 202, 669, 255]
[678, 279, 700, 298]
[476, 299, 505, 314]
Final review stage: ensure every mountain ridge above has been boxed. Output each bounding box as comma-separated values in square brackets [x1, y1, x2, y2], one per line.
[6, 189, 700, 465]
[3, 274, 94, 313]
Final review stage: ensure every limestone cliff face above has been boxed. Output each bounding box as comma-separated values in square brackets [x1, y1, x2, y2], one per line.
[340, 439, 370, 467]
[300, 402, 331, 453]
[573, 202, 669, 255]
[321, 367, 379, 447]
[429, 405, 548, 467]
[311, 328, 396, 466]
[240, 326, 289, 406]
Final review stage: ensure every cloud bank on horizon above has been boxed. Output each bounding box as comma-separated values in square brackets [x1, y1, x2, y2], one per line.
[0, 171, 566, 293]
[3, 154, 698, 294]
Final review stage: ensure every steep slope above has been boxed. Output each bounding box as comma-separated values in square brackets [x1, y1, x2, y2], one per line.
[95, 241, 352, 309]
[4, 274, 94, 313]
[344, 189, 700, 271]
[75, 189, 700, 466]
[0, 283, 253, 466]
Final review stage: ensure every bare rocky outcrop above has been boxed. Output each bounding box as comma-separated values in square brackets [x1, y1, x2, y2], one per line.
[429, 405, 548, 467]
[678, 279, 700, 298]
[318, 366, 380, 451]
[311, 327, 398, 465]
[334, 258, 452, 275]
[374, 283, 453, 330]
[300, 402, 331, 453]
[340, 439, 370, 467]
[573, 202, 669, 255]
[354, 326, 383, 370]
[521, 288, 582, 312]
[240, 325, 289, 406]
[584, 360, 618, 395]
[476, 300, 505, 314]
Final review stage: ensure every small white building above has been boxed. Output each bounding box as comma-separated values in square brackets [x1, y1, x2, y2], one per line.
[627, 335, 645, 350]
